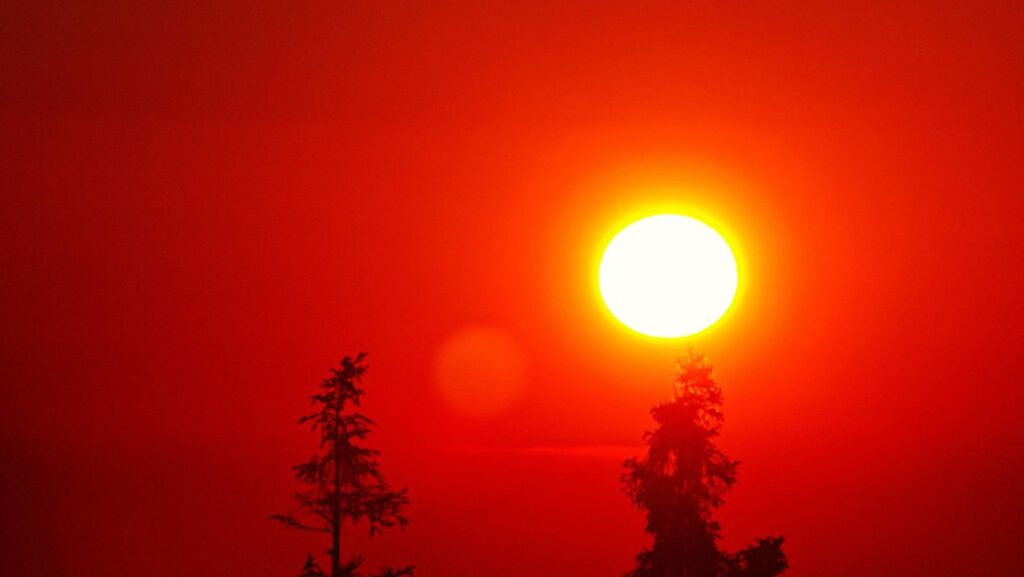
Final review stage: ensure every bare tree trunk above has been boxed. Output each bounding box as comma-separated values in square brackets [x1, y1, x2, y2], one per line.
[331, 505, 341, 577]
[332, 389, 343, 577]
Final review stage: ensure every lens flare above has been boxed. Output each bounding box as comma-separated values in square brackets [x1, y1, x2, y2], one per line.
[435, 326, 527, 416]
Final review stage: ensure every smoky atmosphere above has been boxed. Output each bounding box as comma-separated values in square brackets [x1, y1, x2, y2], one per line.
[2, 2, 1023, 577]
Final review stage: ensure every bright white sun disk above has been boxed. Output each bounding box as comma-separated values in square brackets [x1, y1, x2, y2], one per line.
[599, 214, 738, 338]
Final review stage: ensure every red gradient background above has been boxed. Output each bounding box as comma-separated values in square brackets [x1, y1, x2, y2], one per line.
[2, 2, 1022, 576]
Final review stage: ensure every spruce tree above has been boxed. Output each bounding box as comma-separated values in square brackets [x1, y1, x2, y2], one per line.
[272, 353, 412, 577]
[623, 350, 786, 577]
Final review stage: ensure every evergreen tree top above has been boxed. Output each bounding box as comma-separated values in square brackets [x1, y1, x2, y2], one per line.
[272, 353, 412, 577]
[623, 350, 786, 577]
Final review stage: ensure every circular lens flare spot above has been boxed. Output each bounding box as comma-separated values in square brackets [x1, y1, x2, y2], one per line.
[435, 326, 527, 416]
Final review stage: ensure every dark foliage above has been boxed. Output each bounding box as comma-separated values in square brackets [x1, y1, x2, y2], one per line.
[727, 537, 788, 577]
[371, 566, 417, 577]
[273, 353, 413, 577]
[299, 554, 326, 577]
[623, 350, 786, 577]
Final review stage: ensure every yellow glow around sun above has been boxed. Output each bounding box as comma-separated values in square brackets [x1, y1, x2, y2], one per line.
[599, 214, 738, 338]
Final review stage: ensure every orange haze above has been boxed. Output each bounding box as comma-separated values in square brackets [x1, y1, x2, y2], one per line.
[2, 2, 1022, 576]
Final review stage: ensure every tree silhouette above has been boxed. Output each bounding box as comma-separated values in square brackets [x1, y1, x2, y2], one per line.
[623, 350, 787, 577]
[299, 554, 325, 577]
[272, 353, 413, 577]
[727, 537, 788, 577]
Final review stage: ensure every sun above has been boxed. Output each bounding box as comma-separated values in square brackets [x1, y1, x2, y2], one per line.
[598, 214, 738, 338]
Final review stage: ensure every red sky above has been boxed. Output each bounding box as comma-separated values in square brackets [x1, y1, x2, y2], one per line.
[2, 2, 1022, 576]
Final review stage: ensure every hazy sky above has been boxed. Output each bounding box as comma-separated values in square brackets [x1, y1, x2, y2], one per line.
[2, 2, 1022, 576]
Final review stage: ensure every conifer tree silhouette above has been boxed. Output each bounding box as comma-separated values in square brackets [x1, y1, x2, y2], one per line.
[623, 350, 786, 577]
[272, 353, 413, 577]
